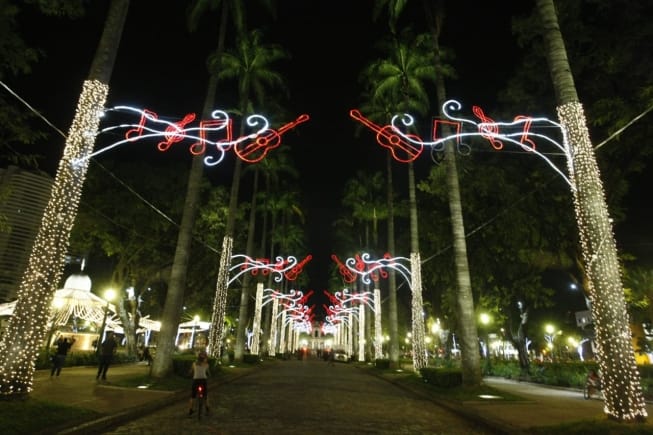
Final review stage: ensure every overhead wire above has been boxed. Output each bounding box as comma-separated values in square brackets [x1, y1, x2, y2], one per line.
[1, 79, 219, 254]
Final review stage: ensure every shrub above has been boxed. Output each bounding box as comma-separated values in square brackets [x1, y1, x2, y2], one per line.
[243, 354, 260, 364]
[420, 367, 463, 388]
[375, 359, 390, 369]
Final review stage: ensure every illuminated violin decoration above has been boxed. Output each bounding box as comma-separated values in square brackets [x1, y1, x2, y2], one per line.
[351, 100, 572, 188]
[73, 106, 309, 167]
[349, 109, 423, 163]
[234, 114, 310, 163]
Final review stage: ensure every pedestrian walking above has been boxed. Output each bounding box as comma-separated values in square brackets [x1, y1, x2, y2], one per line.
[96, 331, 118, 381]
[50, 336, 75, 377]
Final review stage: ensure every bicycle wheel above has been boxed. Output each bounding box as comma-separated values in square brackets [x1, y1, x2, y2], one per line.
[197, 396, 204, 420]
[583, 383, 590, 400]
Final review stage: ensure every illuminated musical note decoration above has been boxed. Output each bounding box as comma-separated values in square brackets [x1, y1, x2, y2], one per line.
[351, 100, 572, 189]
[73, 106, 310, 167]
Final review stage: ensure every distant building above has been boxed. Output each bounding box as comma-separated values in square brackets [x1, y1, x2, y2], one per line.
[0, 166, 53, 302]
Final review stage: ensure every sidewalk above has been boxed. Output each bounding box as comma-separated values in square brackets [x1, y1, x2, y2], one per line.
[30, 362, 653, 434]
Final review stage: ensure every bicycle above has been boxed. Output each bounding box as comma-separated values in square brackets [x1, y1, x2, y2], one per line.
[192, 382, 207, 420]
[583, 371, 602, 400]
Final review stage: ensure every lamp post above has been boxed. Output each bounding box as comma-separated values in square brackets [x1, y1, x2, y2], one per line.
[479, 312, 491, 373]
[97, 288, 116, 353]
[544, 323, 561, 361]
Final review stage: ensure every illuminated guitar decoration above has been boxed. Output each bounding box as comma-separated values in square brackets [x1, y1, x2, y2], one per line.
[234, 114, 310, 163]
[331, 254, 357, 283]
[349, 109, 423, 163]
[73, 106, 309, 167]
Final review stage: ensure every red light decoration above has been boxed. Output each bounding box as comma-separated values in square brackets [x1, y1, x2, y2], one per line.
[79, 106, 309, 166]
[234, 114, 309, 163]
[349, 109, 423, 163]
[352, 101, 568, 186]
[331, 254, 357, 283]
[157, 113, 196, 152]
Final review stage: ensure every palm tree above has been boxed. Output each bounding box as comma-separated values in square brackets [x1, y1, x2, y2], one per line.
[354, 94, 402, 368]
[421, 0, 482, 386]
[363, 30, 435, 370]
[207, 29, 289, 358]
[0, 0, 130, 396]
[535, 0, 647, 421]
[151, 0, 237, 378]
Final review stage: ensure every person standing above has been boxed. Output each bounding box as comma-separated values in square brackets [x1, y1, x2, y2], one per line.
[96, 331, 118, 381]
[50, 336, 75, 377]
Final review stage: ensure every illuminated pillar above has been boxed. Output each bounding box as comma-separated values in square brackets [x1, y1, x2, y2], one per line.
[374, 288, 383, 360]
[358, 304, 365, 362]
[269, 298, 279, 357]
[347, 311, 354, 357]
[279, 310, 287, 354]
[251, 283, 263, 355]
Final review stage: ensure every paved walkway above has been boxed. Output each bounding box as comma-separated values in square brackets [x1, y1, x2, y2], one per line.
[30, 361, 653, 434]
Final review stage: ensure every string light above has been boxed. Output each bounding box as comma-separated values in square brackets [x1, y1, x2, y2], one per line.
[559, 101, 647, 421]
[207, 236, 232, 359]
[0, 80, 108, 395]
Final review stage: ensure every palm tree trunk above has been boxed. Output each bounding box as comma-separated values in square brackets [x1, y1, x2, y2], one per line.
[234, 167, 259, 361]
[386, 152, 400, 367]
[151, 0, 228, 377]
[407, 162, 427, 370]
[424, 0, 482, 386]
[535, 0, 647, 421]
[0, 0, 130, 396]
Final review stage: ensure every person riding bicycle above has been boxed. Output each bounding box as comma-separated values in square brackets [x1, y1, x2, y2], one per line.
[188, 350, 210, 416]
[587, 368, 601, 395]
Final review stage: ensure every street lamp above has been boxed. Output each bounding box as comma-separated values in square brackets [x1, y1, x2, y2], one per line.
[479, 313, 491, 357]
[479, 313, 492, 373]
[544, 323, 561, 361]
[97, 288, 116, 353]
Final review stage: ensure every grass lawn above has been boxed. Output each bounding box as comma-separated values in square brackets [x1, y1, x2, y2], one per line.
[0, 372, 189, 435]
[0, 398, 102, 434]
[363, 363, 653, 434]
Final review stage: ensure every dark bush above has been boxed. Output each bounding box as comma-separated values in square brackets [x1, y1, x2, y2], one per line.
[420, 367, 463, 388]
[375, 359, 390, 369]
[243, 354, 260, 364]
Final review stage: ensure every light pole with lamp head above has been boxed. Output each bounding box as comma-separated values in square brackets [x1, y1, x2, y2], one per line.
[97, 288, 116, 354]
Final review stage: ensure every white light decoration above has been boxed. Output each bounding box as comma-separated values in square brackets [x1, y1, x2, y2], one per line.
[0, 80, 108, 395]
[558, 102, 647, 420]
[75, 107, 308, 167]
[387, 99, 573, 188]
[339, 253, 428, 369]
[374, 289, 383, 360]
[410, 252, 427, 370]
[207, 236, 232, 358]
[251, 283, 264, 355]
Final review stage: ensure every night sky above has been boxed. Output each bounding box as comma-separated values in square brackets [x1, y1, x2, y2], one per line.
[11, 2, 651, 315]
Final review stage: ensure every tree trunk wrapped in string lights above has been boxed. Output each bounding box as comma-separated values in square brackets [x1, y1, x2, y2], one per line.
[559, 102, 647, 421]
[0, 80, 108, 395]
[207, 236, 233, 359]
[536, 0, 647, 421]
